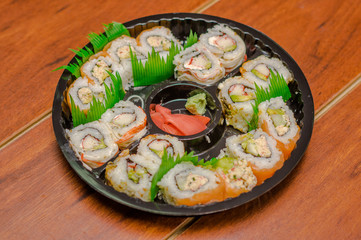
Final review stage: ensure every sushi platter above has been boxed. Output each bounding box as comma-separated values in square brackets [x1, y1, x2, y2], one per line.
[52, 13, 314, 216]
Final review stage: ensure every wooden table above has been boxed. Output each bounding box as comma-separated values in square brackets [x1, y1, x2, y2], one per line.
[1, 0, 360, 239]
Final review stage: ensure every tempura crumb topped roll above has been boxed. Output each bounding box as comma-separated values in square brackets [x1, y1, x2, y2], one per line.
[199, 24, 246, 72]
[173, 42, 225, 85]
[158, 162, 225, 206]
[226, 129, 284, 185]
[101, 100, 147, 149]
[66, 121, 119, 169]
[258, 97, 300, 159]
[240, 55, 293, 88]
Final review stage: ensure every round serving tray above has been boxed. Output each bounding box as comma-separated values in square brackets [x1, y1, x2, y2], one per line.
[52, 13, 314, 216]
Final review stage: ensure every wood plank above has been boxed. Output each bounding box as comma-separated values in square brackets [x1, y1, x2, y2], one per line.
[203, 0, 361, 110]
[0, 0, 209, 143]
[176, 86, 361, 239]
[0, 118, 186, 239]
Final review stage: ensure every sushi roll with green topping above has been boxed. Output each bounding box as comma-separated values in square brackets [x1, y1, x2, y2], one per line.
[218, 76, 256, 132]
[240, 55, 293, 88]
[101, 100, 147, 149]
[136, 26, 181, 60]
[258, 97, 300, 159]
[81, 52, 130, 90]
[199, 24, 246, 73]
[226, 129, 284, 185]
[66, 121, 119, 169]
[66, 77, 106, 114]
[105, 150, 155, 202]
[157, 162, 225, 206]
[173, 42, 225, 85]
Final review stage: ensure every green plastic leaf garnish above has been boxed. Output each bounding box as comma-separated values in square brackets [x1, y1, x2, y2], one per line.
[104, 22, 130, 42]
[247, 69, 291, 131]
[88, 32, 108, 53]
[69, 46, 94, 63]
[184, 29, 198, 49]
[150, 151, 219, 201]
[69, 95, 87, 127]
[53, 62, 81, 78]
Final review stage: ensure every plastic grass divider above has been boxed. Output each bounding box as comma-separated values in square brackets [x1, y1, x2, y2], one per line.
[247, 70, 291, 131]
[104, 22, 130, 42]
[184, 30, 198, 49]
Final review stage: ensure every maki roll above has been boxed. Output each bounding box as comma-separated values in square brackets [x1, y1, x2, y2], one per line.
[157, 162, 225, 206]
[81, 52, 129, 90]
[173, 42, 225, 85]
[136, 26, 181, 59]
[66, 77, 105, 114]
[258, 97, 300, 159]
[100, 100, 147, 149]
[103, 35, 148, 87]
[137, 134, 185, 167]
[199, 24, 246, 72]
[240, 55, 293, 88]
[214, 153, 257, 199]
[105, 150, 154, 202]
[226, 129, 284, 185]
[218, 76, 256, 132]
[66, 121, 119, 169]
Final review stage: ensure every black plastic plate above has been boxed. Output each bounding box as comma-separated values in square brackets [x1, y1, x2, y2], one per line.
[52, 13, 314, 216]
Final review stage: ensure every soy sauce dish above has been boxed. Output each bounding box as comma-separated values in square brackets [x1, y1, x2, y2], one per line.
[52, 13, 314, 216]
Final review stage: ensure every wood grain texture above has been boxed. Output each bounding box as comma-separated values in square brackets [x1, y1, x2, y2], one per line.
[203, 0, 361, 110]
[0, 0, 209, 143]
[176, 88, 361, 239]
[0, 118, 187, 239]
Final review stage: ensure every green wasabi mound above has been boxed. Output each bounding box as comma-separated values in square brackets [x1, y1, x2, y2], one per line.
[185, 93, 207, 115]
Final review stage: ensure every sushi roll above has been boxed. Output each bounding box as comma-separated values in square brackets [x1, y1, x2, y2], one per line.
[105, 150, 154, 202]
[81, 52, 130, 90]
[258, 97, 300, 159]
[66, 77, 106, 114]
[199, 24, 246, 72]
[226, 129, 284, 185]
[137, 134, 185, 167]
[214, 153, 257, 199]
[103, 35, 148, 86]
[136, 26, 181, 59]
[101, 100, 147, 149]
[218, 76, 256, 132]
[66, 121, 119, 169]
[173, 42, 226, 85]
[240, 55, 293, 88]
[157, 162, 225, 206]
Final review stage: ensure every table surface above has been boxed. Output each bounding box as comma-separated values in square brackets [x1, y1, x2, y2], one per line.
[1, 0, 361, 239]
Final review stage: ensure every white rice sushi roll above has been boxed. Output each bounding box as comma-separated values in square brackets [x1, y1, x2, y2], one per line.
[240, 55, 293, 88]
[66, 121, 119, 169]
[226, 129, 284, 185]
[157, 162, 225, 206]
[218, 76, 256, 132]
[66, 77, 106, 114]
[199, 24, 246, 72]
[104, 35, 148, 84]
[81, 52, 130, 90]
[137, 134, 185, 167]
[101, 100, 147, 149]
[105, 150, 155, 202]
[258, 97, 300, 159]
[173, 42, 226, 85]
[136, 26, 181, 59]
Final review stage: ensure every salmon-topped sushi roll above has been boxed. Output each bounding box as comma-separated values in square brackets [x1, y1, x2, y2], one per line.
[100, 100, 147, 149]
[258, 97, 300, 159]
[173, 42, 226, 85]
[214, 153, 257, 199]
[226, 129, 284, 185]
[66, 121, 119, 169]
[157, 162, 225, 206]
[199, 24, 246, 73]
